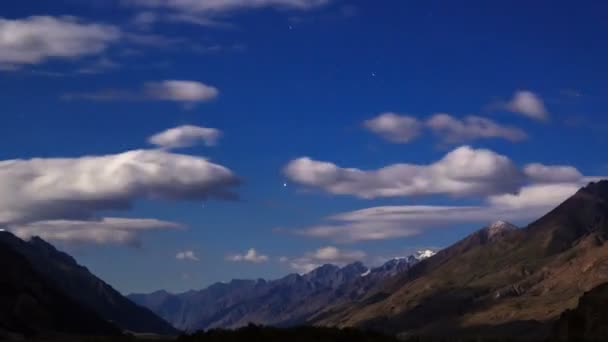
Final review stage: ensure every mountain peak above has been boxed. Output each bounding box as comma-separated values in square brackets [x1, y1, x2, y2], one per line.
[483, 221, 518, 241]
[414, 249, 436, 260]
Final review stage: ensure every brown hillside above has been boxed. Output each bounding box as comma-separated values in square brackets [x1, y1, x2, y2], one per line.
[316, 181, 608, 339]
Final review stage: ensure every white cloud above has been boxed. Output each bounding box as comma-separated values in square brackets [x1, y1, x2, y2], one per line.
[283, 147, 601, 242]
[126, 0, 330, 25]
[128, 0, 330, 12]
[0, 16, 120, 68]
[9, 218, 182, 246]
[144, 80, 219, 102]
[364, 113, 527, 145]
[284, 146, 524, 199]
[487, 183, 581, 209]
[363, 113, 422, 143]
[0, 149, 239, 226]
[149, 125, 222, 149]
[427, 114, 527, 143]
[176, 250, 200, 261]
[288, 246, 366, 273]
[291, 181, 586, 243]
[227, 248, 269, 263]
[63, 80, 219, 106]
[523, 163, 583, 183]
[507, 90, 548, 120]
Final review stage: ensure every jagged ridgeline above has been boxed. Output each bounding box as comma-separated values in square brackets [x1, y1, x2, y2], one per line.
[128, 250, 436, 331]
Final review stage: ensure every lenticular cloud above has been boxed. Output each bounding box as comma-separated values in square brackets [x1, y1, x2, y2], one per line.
[0, 149, 240, 225]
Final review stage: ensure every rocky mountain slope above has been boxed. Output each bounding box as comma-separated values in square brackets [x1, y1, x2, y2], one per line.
[0, 232, 178, 335]
[0, 235, 121, 338]
[315, 181, 608, 339]
[129, 250, 435, 331]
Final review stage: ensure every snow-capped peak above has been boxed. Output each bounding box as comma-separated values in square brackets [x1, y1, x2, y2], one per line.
[360, 269, 371, 277]
[414, 249, 436, 261]
[489, 220, 514, 230]
[484, 221, 518, 240]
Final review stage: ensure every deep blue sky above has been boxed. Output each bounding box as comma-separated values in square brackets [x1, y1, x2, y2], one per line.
[1, 0, 607, 293]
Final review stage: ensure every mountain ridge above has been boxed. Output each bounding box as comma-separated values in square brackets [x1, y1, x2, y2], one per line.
[0, 235, 121, 338]
[129, 250, 436, 331]
[0, 232, 178, 335]
[313, 181, 608, 339]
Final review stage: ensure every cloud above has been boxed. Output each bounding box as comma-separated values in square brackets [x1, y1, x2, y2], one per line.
[506, 90, 548, 120]
[523, 163, 583, 183]
[9, 218, 183, 246]
[0, 16, 120, 68]
[364, 113, 527, 145]
[427, 114, 527, 143]
[363, 113, 422, 143]
[149, 125, 222, 149]
[487, 183, 581, 209]
[227, 248, 269, 263]
[126, 0, 330, 26]
[291, 181, 588, 243]
[284, 146, 524, 199]
[287, 246, 366, 273]
[0, 149, 239, 226]
[176, 250, 200, 261]
[144, 80, 219, 102]
[63, 80, 219, 106]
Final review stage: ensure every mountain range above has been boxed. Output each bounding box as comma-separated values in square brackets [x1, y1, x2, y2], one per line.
[2, 180, 608, 340]
[128, 250, 436, 332]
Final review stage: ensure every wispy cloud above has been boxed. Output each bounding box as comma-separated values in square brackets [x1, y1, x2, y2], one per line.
[149, 125, 222, 149]
[10, 218, 183, 246]
[63, 80, 219, 106]
[176, 250, 200, 261]
[227, 248, 269, 263]
[427, 114, 527, 143]
[286, 246, 366, 273]
[506, 90, 549, 121]
[0, 16, 120, 69]
[287, 183, 583, 243]
[363, 113, 422, 143]
[125, 0, 331, 26]
[364, 113, 526, 144]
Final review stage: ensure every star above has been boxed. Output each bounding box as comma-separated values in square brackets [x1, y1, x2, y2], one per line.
[371, 72, 376, 77]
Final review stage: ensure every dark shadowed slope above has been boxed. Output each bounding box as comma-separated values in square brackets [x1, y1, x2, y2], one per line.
[553, 282, 608, 341]
[129, 251, 435, 331]
[0, 232, 178, 335]
[0, 237, 120, 338]
[316, 181, 608, 339]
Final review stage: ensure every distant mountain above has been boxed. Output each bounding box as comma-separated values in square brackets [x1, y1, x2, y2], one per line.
[0, 232, 178, 336]
[315, 181, 608, 340]
[129, 250, 436, 331]
[0, 235, 120, 338]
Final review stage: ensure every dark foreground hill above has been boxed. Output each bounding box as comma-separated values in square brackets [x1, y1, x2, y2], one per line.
[176, 325, 399, 342]
[553, 282, 608, 341]
[315, 181, 608, 340]
[0, 232, 178, 336]
[0, 237, 120, 339]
